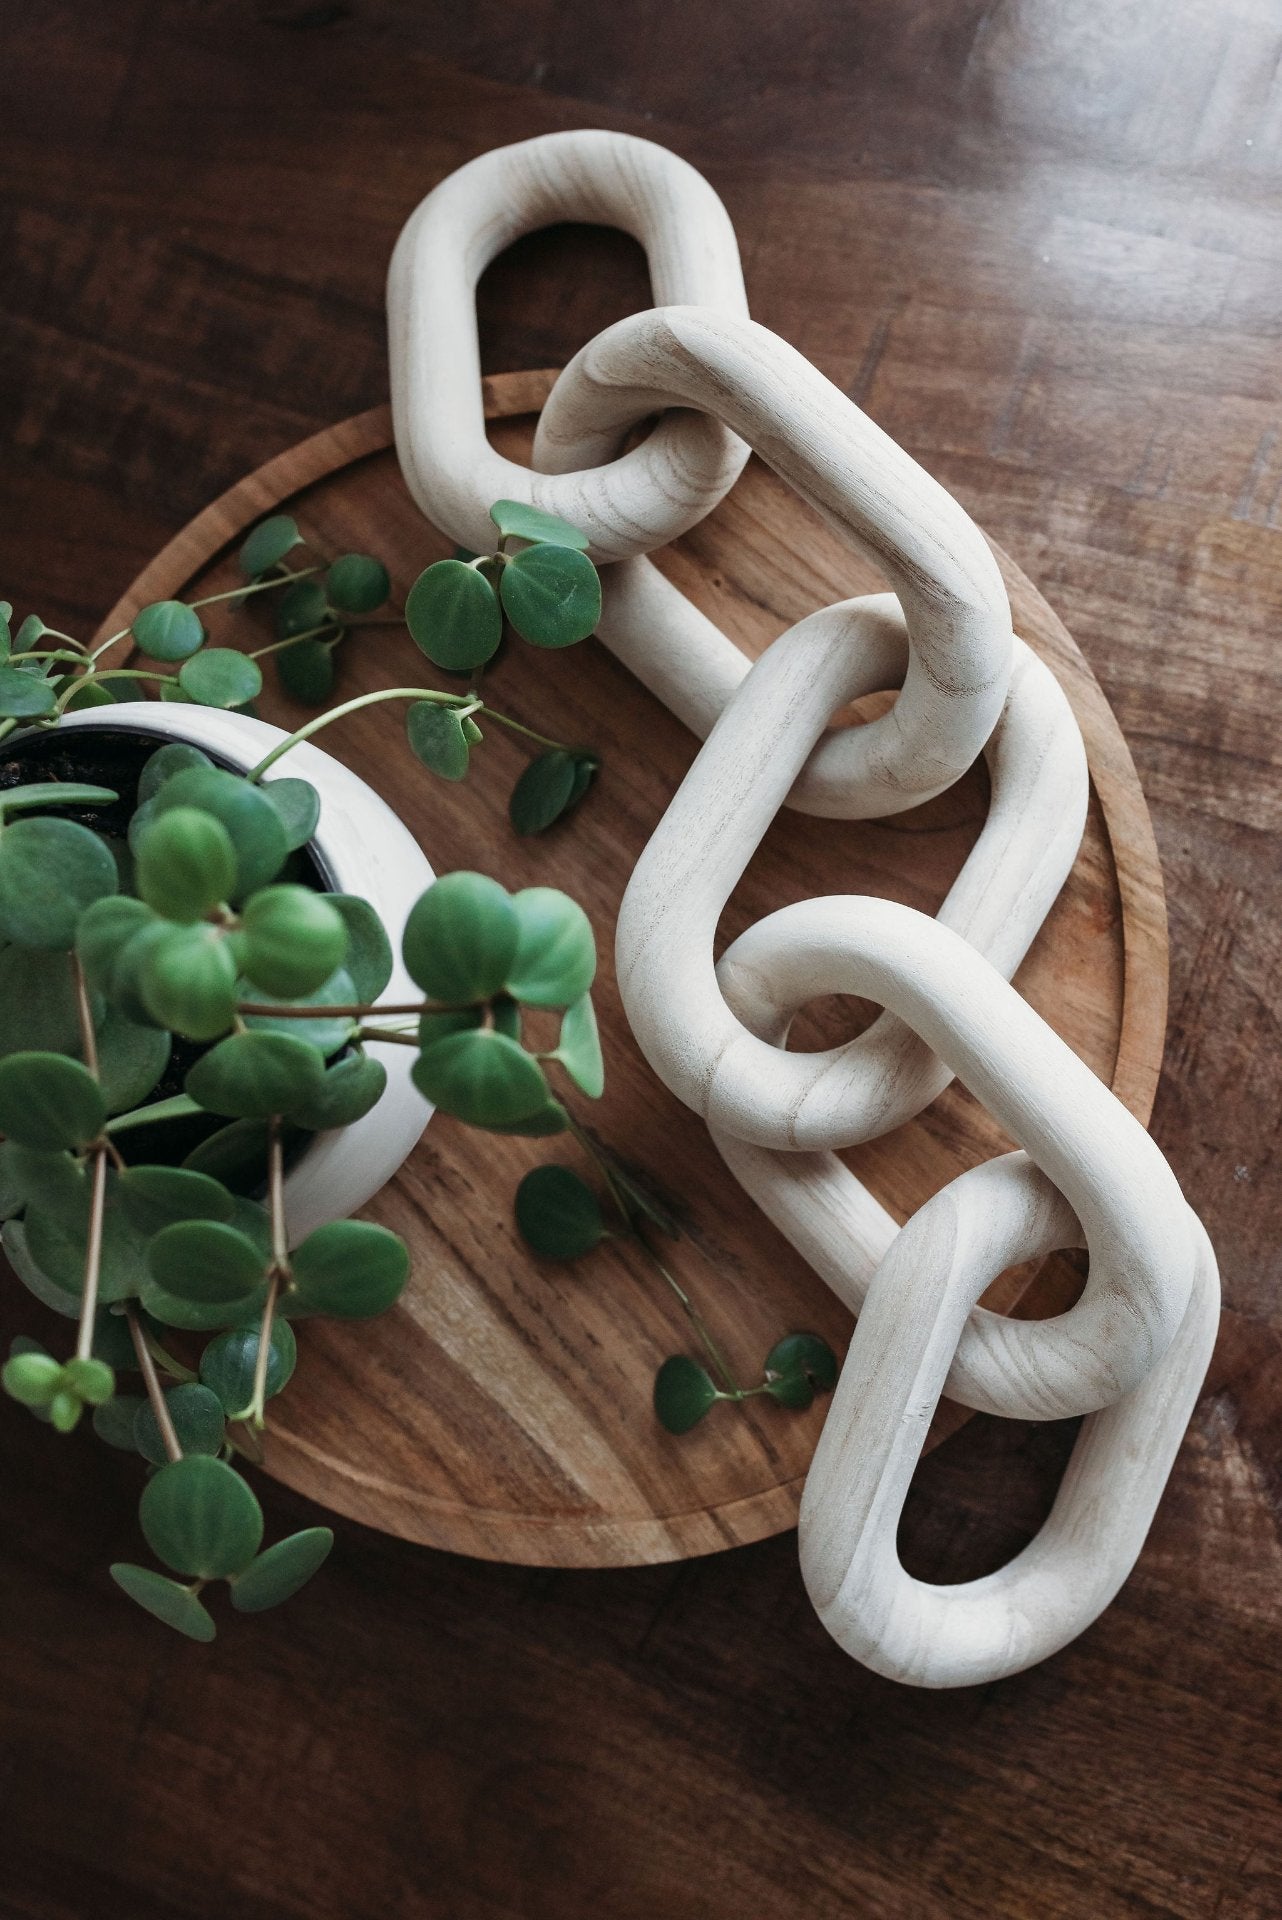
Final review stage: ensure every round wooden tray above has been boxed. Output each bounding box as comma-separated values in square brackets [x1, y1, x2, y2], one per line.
[97, 371, 1168, 1568]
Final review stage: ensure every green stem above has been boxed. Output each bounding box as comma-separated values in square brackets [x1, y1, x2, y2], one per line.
[634, 1235, 744, 1398]
[53, 668, 168, 715]
[244, 686, 476, 781]
[142, 1329, 198, 1384]
[355, 1025, 419, 1047]
[236, 999, 426, 1019]
[249, 1119, 288, 1429]
[478, 706, 575, 753]
[69, 955, 108, 1366]
[188, 566, 320, 612]
[248, 623, 341, 660]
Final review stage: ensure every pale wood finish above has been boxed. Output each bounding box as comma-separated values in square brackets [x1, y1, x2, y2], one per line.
[93, 382, 1168, 1569]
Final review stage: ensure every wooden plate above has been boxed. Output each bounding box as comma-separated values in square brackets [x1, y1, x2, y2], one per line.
[96, 371, 1168, 1568]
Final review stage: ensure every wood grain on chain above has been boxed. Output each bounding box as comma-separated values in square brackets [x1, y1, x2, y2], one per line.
[95, 375, 1167, 1566]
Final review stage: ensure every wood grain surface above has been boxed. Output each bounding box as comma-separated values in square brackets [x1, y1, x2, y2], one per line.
[2, 3, 1280, 1916]
[92, 379, 1165, 1566]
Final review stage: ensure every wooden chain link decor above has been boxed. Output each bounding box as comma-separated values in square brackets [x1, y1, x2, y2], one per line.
[387, 129, 1219, 1688]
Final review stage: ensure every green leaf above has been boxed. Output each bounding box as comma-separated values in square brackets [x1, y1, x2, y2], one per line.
[551, 993, 604, 1098]
[134, 1382, 227, 1465]
[0, 602, 10, 659]
[405, 558, 502, 671]
[504, 888, 596, 1007]
[74, 890, 149, 978]
[135, 806, 238, 921]
[139, 1276, 267, 1333]
[284, 1050, 386, 1130]
[139, 923, 238, 1041]
[260, 777, 320, 851]
[94, 1392, 147, 1450]
[508, 750, 590, 835]
[288, 1219, 409, 1318]
[110, 1564, 217, 1641]
[514, 1164, 607, 1258]
[131, 601, 205, 662]
[152, 767, 288, 896]
[0, 816, 118, 948]
[93, 1007, 172, 1116]
[147, 1218, 267, 1304]
[118, 1164, 234, 1236]
[406, 702, 471, 781]
[412, 1027, 549, 1128]
[199, 1317, 296, 1417]
[14, 615, 45, 651]
[325, 554, 390, 613]
[62, 1354, 115, 1404]
[238, 514, 302, 579]
[185, 1029, 325, 1119]
[654, 1355, 720, 1434]
[489, 499, 591, 550]
[48, 1388, 82, 1432]
[276, 637, 336, 705]
[230, 1527, 333, 1612]
[181, 1117, 274, 1193]
[0, 1052, 105, 1149]
[24, 1176, 152, 1305]
[139, 1454, 264, 1579]
[0, 945, 99, 1059]
[239, 885, 348, 997]
[402, 871, 517, 1003]
[499, 544, 601, 648]
[480, 1100, 569, 1137]
[761, 1332, 839, 1409]
[178, 648, 263, 710]
[328, 895, 392, 1001]
[275, 577, 328, 639]
[239, 967, 358, 1058]
[0, 665, 57, 717]
[3, 1217, 82, 1316]
[90, 1304, 142, 1371]
[2, 1348, 62, 1405]
[141, 745, 216, 808]
[0, 781, 118, 819]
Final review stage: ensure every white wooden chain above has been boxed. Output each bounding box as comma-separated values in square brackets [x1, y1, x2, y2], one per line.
[387, 131, 1219, 1686]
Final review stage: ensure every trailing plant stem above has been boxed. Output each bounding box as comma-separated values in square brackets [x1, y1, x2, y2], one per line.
[127, 1308, 182, 1463]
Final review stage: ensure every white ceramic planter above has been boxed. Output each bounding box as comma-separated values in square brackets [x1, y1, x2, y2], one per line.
[56, 702, 434, 1242]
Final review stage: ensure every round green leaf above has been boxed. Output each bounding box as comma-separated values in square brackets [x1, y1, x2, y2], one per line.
[514, 1164, 607, 1259]
[137, 743, 214, 806]
[238, 514, 301, 579]
[185, 1029, 325, 1119]
[0, 945, 98, 1059]
[136, 806, 237, 921]
[94, 1007, 172, 1116]
[24, 1177, 151, 1306]
[762, 1331, 839, 1408]
[412, 1027, 549, 1128]
[0, 1052, 105, 1149]
[94, 1392, 147, 1450]
[181, 1117, 274, 1193]
[239, 884, 347, 998]
[139, 1454, 264, 1579]
[75, 896, 156, 997]
[327, 895, 392, 1001]
[325, 553, 390, 613]
[552, 993, 604, 1098]
[401, 871, 517, 1002]
[178, 648, 263, 710]
[119, 1164, 234, 1236]
[481, 1100, 569, 1137]
[276, 636, 336, 705]
[654, 1354, 720, 1435]
[139, 1275, 266, 1332]
[62, 1354, 115, 1405]
[130, 600, 205, 662]
[504, 888, 596, 1007]
[489, 499, 591, 550]
[199, 1317, 296, 1417]
[49, 1388, 82, 1431]
[3, 1217, 82, 1316]
[239, 966, 358, 1058]
[110, 1564, 217, 1641]
[406, 702, 471, 781]
[152, 767, 288, 896]
[134, 1382, 227, 1465]
[230, 1527, 333, 1613]
[0, 816, 118, 948]
[139, 922, 238, 1041]
[0, 666, 56, 717]
[508, 750, 578, 835]
[2, 1348, 62, 1405]
[147, 1218, 267, 1303]
[405, 558, 502, 671]
[159, 678, 194, 705]
[274, 577, 328, 639]
[289, 1219, 409, 1318]
[260, 777, 320, 851]
[499, 543, 601, 648]
[284, 1050, 386, 1130]
[0, 781, 118, 819]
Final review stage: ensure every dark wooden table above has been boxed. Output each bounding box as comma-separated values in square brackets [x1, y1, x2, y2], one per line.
[3, 5, 1279, 1915]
